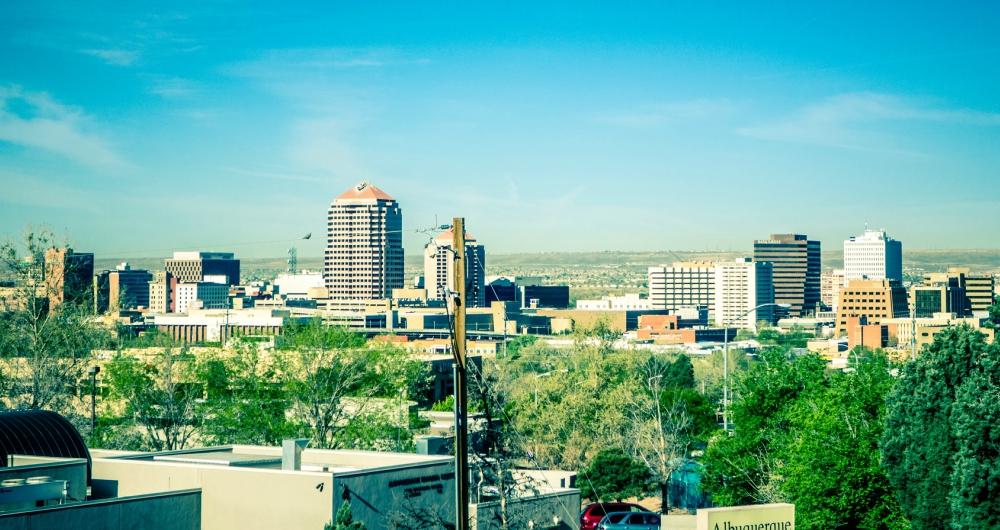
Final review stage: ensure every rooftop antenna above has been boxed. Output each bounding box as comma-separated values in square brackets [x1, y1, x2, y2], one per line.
[287, 247, 298, 274]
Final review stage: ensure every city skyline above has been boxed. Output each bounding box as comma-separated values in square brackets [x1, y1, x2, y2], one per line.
[2, 3, 1000, 257]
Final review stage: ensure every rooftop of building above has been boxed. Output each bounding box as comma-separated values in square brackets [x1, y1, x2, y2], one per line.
[94, 444, 450, 475]
[335, 181, 395, 202]
[169, 251, 236, 261]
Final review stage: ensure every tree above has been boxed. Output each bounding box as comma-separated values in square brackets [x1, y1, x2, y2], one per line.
[882, 325, 1000, 528]
[326, 501, 366, 530]
[104, 342, 201, 451]
[0, 229, 108, 411]
[782, 352, 907, 529]
[195, 340, 296, 446]
[578, 448, 651, 502]
[626, 375, 693, 513]
[986, 297, 1000, 330]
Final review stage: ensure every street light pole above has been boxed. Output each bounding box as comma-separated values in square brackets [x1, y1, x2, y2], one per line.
[87, 366, 101, 436]
[722, 303, 787, 432]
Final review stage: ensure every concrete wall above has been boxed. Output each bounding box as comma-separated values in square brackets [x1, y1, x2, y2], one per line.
[471, 489, 581, 530]
[333, 460, 455, 529]
[0, 489, 201, 530]
[92, 458, 335, 530]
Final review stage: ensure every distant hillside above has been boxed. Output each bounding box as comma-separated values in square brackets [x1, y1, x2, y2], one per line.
[96, 248, 1000, 277]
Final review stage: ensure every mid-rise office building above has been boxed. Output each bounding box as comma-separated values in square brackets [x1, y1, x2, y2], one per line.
[324, 182, 404, 300]
[821, 268, 845, 311]
[43, 248, 94, 308]
[165, 251, 240, 286]
[714, 258, 775, 331]
[941, 267, 996, 313]
[147, 271, 174, 313]
[918, 267, 995, 316]
[576, 293, 652, 311]
[835, 279, 909, 335]
[174, 282, 229, 313]
[843, 229, 903, 284]
[274, 272, 324, 300]
[647, 262, 716, 316]
[753, 234, 821, 317]
[424, 229, 486, 308]
[94, 262, 153, 312]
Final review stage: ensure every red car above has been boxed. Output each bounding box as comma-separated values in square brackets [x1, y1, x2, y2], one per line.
[580, 502, 652, 530]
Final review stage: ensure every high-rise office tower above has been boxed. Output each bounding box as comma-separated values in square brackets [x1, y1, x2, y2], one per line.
[714, 258, 775, 331]
[647, 262, 716, 316]
[165, 251, 240, 286]
[324, 181, 404, 300]
[753, 234, 821, 317]
[424, 229, 486, 308]
[843, 229, 903, 284]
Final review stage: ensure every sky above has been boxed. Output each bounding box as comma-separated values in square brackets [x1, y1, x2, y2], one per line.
[1, 2, 999, 258]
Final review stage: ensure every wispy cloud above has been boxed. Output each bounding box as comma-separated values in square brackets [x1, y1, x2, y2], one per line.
[739, 92, 1000, 153]
[146, 75, 199, 98]
[225, 47, 431, 79]
[0, 170, 102, 213]
[221, 166, 324, 183]
[79, 48, 139, 66]
[0, 85, 124, 168]
[592, 98, 737, 127]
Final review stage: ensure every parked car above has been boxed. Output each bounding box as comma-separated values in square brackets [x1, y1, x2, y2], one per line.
[597, 511, 661, 530]
[580, 502, 651, 530]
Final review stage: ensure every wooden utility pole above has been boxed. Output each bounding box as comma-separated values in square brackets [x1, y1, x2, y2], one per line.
[451, 217, 471, 530]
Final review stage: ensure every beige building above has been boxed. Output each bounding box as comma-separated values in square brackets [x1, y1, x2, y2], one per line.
[324, 182, 404, 301]
[44, 247, 94, 307]
[835, 279, 909, 336]
[424, 228, 486, 308]
[92, 445, 454, 530]
[884, 313, 995, 351]
[821, 268, 845, 310]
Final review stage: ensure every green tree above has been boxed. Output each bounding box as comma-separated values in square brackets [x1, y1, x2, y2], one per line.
[782, 352, 907, 529]
[104, 344, 201, 451]
[195, 341, 296, 446]
[579, 448, 651, 502]
[705, 348, 907, 529]
[0, 229, 108, 411]
[326, 501, 366, 530]
[882, 325, 1000, 528]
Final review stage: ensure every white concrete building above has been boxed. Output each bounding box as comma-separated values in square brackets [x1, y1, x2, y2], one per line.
[576, 293, 652, 310]
[274, 272, 324, 300]
[424, 229, 486, 308]
[843, 229, 903, 284]
[648, 262, 716, 317]
[324, 182, 404, 300]
[714, 258, 775, 331]
[174, 282, 228, 313]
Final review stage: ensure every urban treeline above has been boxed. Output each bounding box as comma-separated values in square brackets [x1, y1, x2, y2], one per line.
[2, 229, 1000, 529]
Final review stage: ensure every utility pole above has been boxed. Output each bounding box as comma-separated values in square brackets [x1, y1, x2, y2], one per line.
[451, 217, 471, 530]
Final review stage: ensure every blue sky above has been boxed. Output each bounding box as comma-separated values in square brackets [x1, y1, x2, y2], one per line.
[1, 2, 999, 257]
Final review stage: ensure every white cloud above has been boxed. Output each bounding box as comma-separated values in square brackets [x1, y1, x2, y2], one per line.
[739, 92, 1000, 152]
[79, 48, 139, 66]
[0, 85, 124, 168]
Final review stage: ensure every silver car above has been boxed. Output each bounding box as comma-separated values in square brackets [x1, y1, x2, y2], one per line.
[597, 511, 661, 530]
